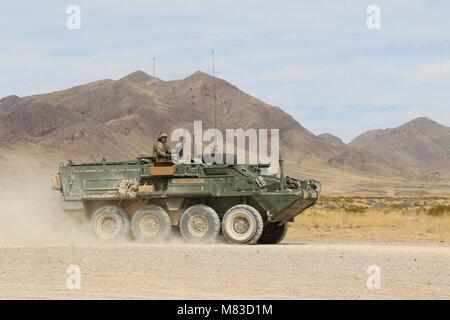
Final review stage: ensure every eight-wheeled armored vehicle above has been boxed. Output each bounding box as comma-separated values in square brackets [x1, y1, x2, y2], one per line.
[52, 156, 320, 244]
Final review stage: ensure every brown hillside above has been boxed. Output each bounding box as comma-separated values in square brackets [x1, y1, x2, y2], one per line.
[1, 71, 448, 196]
[350, 117, 450, 168]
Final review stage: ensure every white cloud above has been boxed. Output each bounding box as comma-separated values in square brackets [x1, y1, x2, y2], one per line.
[401, 60, 450, 85]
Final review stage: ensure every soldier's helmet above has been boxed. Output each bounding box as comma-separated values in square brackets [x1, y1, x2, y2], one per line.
[158, 132, 168, 141]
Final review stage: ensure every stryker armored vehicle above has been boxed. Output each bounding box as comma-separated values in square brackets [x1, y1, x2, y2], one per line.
[52, 156, 320, 244]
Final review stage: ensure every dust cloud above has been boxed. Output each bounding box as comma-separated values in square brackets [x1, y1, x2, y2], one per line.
[0, 172, 95, 245]
[0, 171, 226, 246]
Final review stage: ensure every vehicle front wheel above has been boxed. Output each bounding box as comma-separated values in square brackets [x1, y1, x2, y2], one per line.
[257, 223, 288, 244]
[179, 205, 220, 243]
[222, 205, 263, 245]
[90, 205, 130, 240]
[131, 205, 172, 242]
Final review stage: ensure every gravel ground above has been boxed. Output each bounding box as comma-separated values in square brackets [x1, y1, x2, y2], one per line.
[0, 242, 449, 299]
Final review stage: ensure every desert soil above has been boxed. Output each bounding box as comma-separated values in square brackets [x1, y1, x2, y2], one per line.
[0, 242, 449, 299]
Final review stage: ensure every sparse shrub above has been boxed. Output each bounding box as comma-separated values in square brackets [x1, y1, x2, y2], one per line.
[416, 206, 427, 215]
[388, 202, 407, 211]
[414, 201, 423, 207]
[343, 204, 368, 213]
[427, 204, 450, 217]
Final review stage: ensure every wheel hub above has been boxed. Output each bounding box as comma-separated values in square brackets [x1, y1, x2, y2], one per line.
[233, 216, 250, 234]
[139, 215, 160, 236]
[101, 217, 117, 234]
[188, 214, 208, 236]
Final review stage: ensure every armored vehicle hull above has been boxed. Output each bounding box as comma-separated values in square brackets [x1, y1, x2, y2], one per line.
[52, 156, 320, 244]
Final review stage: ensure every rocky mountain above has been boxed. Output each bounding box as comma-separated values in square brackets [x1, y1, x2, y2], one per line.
[0, 70, 448, 193]
[318, 133, 345, 146]
[350, 117, 450, 168]
[0, 71, 341, 168]
[328, 146, 417, 177]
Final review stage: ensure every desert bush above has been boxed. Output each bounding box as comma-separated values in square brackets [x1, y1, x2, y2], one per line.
[343, 204, 368, 213]
[426, 204, 450, 216]
[387, 202, 407, 211]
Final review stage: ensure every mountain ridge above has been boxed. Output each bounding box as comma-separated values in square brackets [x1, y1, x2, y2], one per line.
[350, 116, 450, 168]
[0, 70, 448, 195]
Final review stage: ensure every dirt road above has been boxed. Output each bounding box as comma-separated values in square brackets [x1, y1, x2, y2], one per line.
[0, 242, 448, 299]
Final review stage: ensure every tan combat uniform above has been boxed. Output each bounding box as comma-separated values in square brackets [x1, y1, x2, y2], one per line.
[153, 141, 171, 160]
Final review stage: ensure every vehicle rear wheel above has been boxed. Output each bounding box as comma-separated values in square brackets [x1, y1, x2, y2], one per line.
[222, 205, 263, 245]
[131, 205, 172, 242]
[90, 205, 130, 240]
[179, 205, 220, 243]
[257, 223, 288, 244]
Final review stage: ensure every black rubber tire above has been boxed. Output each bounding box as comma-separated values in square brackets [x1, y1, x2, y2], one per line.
[257, 223, 288, 244]
[222, 205, 263, 245]
[90, 205, 130, 240]
[131, 205, 172, 242]
[179, 205, 220, 243]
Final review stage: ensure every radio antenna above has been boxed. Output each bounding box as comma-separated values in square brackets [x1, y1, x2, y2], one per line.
[211, 50, 218, 156]
[212, 50, 217, 130]
[152, 57, 156, 78]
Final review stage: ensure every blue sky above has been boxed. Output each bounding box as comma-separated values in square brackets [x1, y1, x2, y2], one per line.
[1, 0, 449, 142]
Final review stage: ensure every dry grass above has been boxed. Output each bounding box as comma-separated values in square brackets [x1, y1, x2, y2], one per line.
[287, 197, 450, 243]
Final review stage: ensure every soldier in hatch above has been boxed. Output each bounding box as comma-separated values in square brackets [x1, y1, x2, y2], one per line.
[153, 132, 171, 161]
